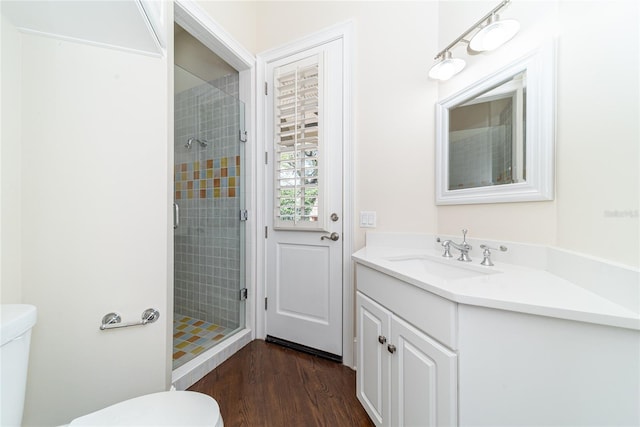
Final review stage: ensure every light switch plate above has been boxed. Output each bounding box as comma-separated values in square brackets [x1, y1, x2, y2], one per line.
[360, 211, 377, 228]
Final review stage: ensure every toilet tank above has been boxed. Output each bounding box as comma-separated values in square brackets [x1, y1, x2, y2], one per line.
[1, 304, 37, 427]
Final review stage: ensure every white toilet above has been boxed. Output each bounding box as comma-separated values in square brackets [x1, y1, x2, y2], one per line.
[0, 304, 223, 427]
[68, 391, 223, 426]
[1, 304, 37, 426]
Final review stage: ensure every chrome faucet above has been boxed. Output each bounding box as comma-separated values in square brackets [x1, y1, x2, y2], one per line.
[441, 229, 473, 262]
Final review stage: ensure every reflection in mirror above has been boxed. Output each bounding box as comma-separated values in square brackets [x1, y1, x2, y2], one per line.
[436, 44, 555, 205]
[448, 71, 526, 190]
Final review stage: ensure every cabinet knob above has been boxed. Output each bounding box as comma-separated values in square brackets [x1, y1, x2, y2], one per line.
[378, 335, 387, 344]
[387, 344, 396, 354]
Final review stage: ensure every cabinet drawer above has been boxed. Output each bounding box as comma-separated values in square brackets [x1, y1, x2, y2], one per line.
[356, 264, 458, 349]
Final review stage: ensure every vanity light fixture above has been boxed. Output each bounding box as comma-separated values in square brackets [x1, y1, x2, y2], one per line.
[469, 13, 520, 52]
[429, 0, 519, 81]
[427, 51, 466, 81]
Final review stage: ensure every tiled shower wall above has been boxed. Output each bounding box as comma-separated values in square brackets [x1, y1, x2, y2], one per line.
[174, 74, 242, 329]
[449, 125, 511, 190]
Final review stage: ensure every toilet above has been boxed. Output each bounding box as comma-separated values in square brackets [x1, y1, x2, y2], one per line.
[0, 304, 223, 427]
[68, 391, 223, 426]
[1, 304, 37, 426]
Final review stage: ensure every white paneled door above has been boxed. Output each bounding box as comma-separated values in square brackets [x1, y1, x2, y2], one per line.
[264, 38, 344, 358]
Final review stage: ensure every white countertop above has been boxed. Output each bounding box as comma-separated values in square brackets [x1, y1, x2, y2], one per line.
[353, 244, 640, 331]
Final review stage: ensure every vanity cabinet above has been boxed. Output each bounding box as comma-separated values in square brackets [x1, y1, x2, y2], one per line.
[355, 258, 640, 426]
[356, 289, 457, 427]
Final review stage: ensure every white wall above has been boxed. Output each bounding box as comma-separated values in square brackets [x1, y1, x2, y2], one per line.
[555, 0, 639, 265]
[0, 13, 23, 303]
[0, 12, 174, 426]
[18, 33, 171, 425]
[195, 1, 258, 55]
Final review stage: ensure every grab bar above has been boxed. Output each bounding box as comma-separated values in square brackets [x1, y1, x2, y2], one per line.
[100, 308, 160, 331]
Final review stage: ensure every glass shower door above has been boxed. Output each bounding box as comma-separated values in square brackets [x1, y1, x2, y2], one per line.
[173, 65, 245, 369]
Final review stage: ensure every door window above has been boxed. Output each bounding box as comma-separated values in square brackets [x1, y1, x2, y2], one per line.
[273, 54, 325, 230]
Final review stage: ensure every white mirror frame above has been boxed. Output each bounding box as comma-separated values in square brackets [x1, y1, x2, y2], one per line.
[435, 43, 556, 205]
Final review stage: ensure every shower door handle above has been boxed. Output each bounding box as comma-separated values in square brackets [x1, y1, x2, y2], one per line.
[173, 203, 179, 229]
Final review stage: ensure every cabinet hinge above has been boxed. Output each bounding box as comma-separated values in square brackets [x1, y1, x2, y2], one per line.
[264, 151, 268, 165]
[239, 130, 248, 143]
[265, 226, 268, 238]
[265, 297, 268, 310]
[239, 209, 248, 221]
[264, 82, 268, 95]
[239, 288, 248, 301]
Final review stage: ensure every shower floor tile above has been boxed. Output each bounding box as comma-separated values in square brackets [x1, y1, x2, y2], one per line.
[173, 314, 234, 369]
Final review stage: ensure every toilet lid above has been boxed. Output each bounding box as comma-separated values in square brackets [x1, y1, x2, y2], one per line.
[69, 391, 222, 426]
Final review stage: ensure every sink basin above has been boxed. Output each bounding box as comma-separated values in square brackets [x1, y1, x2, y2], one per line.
[386, 255, 499, 280]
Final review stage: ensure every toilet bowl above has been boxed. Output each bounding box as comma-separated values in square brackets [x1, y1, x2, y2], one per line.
[69, 391, 223, 426]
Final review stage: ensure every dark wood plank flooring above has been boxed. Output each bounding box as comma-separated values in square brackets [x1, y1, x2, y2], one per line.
[188, 339, 374, 426]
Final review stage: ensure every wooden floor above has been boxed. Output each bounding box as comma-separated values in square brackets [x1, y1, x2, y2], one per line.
[189, 340, 375, 426]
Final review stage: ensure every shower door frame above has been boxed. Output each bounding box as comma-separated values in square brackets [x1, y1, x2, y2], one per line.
[172, 0, 257, 381]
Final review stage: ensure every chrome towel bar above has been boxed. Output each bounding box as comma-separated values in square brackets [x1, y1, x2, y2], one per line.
[100, 308, 160, 331]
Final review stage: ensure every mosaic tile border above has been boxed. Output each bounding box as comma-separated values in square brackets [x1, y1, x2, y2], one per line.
[175, 156, 241, 200]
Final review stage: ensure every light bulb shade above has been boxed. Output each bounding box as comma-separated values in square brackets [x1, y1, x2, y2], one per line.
[469, 17, 520, 52]
[428, 54, 466, 81]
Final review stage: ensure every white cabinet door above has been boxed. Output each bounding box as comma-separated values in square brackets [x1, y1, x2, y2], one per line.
[357, 291, 458, 427]
[391, 316, 458, 427]
[356, 292, 391, 427]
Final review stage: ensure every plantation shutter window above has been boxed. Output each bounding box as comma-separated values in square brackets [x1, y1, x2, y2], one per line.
[273, 53, 326, 230]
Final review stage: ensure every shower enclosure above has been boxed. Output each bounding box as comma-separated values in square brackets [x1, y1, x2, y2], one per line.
[173, 65, 246, 370]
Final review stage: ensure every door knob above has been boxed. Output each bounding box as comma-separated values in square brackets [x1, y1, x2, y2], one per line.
[321, 232, 340, 241]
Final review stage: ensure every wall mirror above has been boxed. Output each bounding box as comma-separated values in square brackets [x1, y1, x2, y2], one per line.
[436, 44, 555, 205]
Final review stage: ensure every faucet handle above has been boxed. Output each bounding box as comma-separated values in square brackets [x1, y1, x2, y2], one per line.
[479, 244, 507, 266]
[480, 244, 508, 252]
[440, 239, 453, 258]
[461, 229, 468, 243]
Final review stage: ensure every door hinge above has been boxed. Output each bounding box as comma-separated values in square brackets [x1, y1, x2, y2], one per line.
[265, 297, 268, 310]
[239, 288, 248, 301]
[239, 130, 248, 143]
[239, 209, 248, 221]
[264, 226, 268, 238]
[264, 81, 268, 95]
